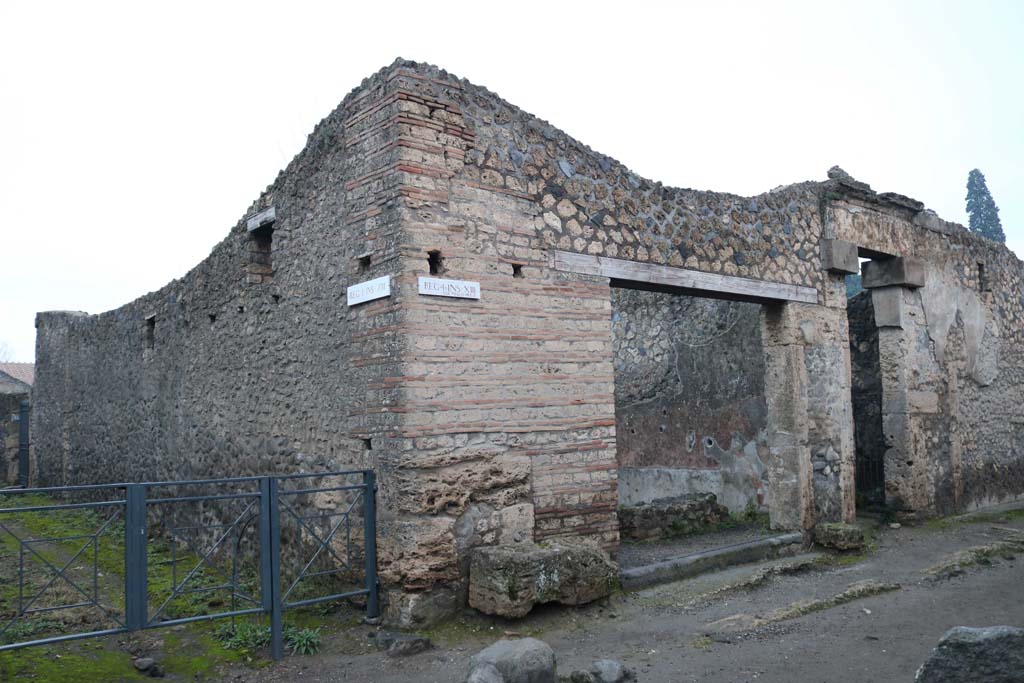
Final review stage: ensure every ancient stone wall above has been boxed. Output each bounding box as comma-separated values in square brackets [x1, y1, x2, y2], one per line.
[826, 182, 1024, 515]
[32, 59, 1024, 624]
[31, 63, 410, 553]
[611, 288, 768, 514]
[383, 61, 855, 598]
[1, 393, 27, 485]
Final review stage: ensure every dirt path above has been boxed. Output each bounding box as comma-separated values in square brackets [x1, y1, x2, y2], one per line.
[224, 510, 1024, 683]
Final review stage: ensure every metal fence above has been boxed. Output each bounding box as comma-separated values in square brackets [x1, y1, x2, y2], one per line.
[0, 470, 378, 660]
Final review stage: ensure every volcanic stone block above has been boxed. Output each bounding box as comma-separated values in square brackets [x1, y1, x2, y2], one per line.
[863, 257, 925, 289]
[916, 626, 1024, 682]
[468, 638, 557, 683]
[870, 286, 905, 328]
[469, 541, 617, 618]
[821, 239, 860, 275]
[814, 522, 865, 550]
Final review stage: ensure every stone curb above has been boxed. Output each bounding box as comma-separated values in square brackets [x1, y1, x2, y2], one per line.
[619, 532, 804, 590]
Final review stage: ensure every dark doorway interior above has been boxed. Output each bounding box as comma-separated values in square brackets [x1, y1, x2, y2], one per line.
[847, 286, 886, 508]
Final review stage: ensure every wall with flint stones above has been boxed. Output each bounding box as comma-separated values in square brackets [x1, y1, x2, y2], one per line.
[33, 59, 1024, 625]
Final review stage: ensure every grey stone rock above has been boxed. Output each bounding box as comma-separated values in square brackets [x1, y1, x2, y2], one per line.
[468, 663, 506, 683]
[469, 638, 556, 683]
[591, 659, 636, 682]
[827, 165, 873, 193]
[815, 522, 865, 551]
[374, 631, 433, 657]
[132, 657, 155, 672]
[916, 625, 1024, 682]
[469, 541, 617, 618]
[385, 587, 459, 627]
[878, 191, 924, 211]
[565, 671, 596, 683]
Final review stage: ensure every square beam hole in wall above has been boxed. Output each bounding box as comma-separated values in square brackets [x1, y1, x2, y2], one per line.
[248, 225, 274, 281]
[144, 315, 156, 350]
[512, 263, 524, 278]
[427, 250, 445, 275]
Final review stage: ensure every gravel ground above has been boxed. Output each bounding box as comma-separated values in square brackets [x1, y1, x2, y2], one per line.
[219, 508, 1024, 683]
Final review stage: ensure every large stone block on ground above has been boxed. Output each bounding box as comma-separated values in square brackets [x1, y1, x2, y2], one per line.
[618, 493, 728, 541]
[916, 625, 1024, 682]
[467, 638, 556, 683]
[814, 522, 865, 550]
[469, 541, 617, 618]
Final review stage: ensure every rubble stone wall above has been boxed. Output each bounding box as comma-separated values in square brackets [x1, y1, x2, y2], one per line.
[32, 60, 1024, 623]
[388, 61, 854, 557]
[827, 194, 1024, 515]
[32, 64, 410, 543]
[1, 393, 27, 485]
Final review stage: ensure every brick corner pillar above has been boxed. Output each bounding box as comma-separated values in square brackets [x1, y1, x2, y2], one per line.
[761, 292, 856, 531]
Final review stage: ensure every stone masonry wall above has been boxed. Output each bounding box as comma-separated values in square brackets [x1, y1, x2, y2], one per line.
[1, 393, 27, 485]
[375, 66, 618, 622]
[32, 64, 411, 577]
[32, 59, 1024, 624]
[382, 59, 854, 586]
[611, 288, 768, 514]
[826, 179, 1024, 515]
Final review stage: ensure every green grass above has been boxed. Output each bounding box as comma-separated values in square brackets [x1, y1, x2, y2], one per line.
[0, 641, 147, 682]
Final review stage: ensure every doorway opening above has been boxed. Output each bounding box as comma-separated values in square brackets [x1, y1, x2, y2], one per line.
[610, 284, 773, 564]
[846, 258, 886, 510]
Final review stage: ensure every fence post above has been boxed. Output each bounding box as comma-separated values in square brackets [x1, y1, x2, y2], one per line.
[266, 477, 283, 661]
[124, 484, 148, 630]
[363, 470, 379, 620]
[258, 477, 272, 614]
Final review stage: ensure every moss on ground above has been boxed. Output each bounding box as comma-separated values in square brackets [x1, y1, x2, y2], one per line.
[0, 642, 146, 682]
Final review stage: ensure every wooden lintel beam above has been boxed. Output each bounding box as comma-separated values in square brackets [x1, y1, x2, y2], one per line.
[550, 250, 819, 304]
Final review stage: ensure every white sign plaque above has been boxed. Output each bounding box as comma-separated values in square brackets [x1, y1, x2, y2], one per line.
[347, 275, 392, 306]
[418, 277, 481, 300]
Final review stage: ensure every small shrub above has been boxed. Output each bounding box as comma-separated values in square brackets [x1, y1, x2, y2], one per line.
[284, 625, 322, 656]
[214, 621, 270, 652]
[214, 621, 321, 656]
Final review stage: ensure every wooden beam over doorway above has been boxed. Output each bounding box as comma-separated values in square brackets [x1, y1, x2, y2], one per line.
[551, 250, 819, 304]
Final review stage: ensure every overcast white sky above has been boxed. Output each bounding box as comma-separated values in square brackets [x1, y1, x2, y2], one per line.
[1, 1, 1021, 362]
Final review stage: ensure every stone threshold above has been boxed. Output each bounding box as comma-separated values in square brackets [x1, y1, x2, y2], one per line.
[619, 532, 804, 590]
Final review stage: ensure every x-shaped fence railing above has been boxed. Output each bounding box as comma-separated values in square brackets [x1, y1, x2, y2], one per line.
[0, 470, 378, 659]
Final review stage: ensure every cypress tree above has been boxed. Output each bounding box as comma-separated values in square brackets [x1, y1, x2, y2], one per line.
[965, 169, 1005, 243]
